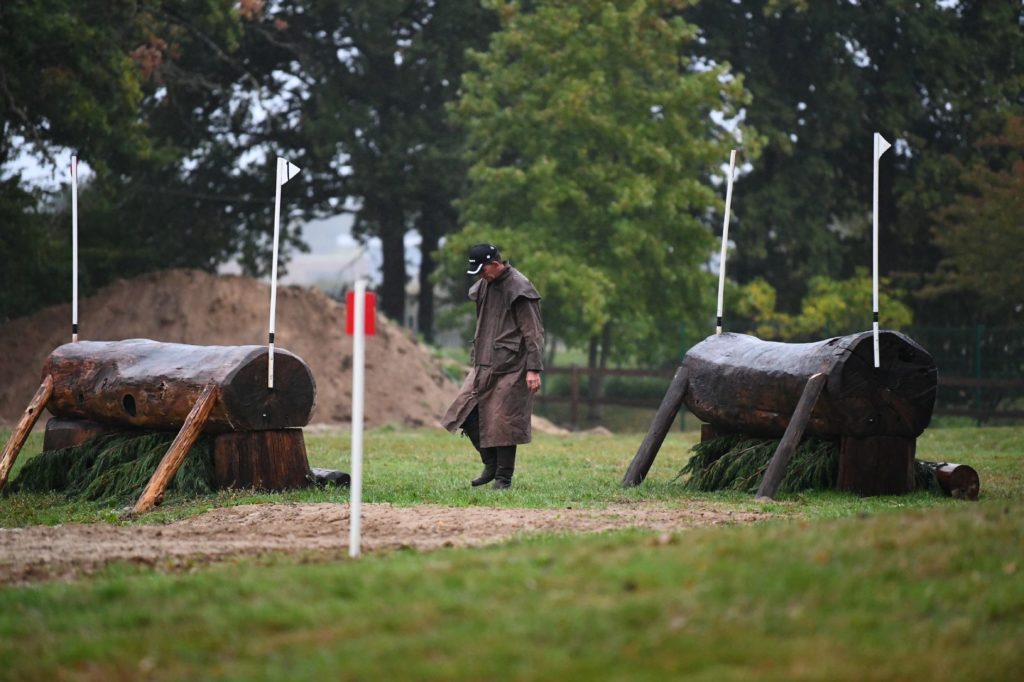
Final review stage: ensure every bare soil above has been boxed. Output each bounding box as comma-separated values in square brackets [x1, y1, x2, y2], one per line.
[0, 502, 771, 585]
[0, 269, 457, 428]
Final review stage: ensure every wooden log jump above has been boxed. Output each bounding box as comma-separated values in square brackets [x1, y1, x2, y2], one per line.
[623, 330, 940, 496]
[682, 330, 936, 439]
[43, 339, 316, 431]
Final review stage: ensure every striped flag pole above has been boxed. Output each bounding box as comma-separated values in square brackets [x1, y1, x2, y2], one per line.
[71, 153, 79, 343]
[716, 149, 738, 335]
[349, 279, 367, 558]
[268, 156, 302, 388]
[872, 133, 891, 368]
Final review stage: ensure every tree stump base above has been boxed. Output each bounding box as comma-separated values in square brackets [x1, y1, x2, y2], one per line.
[213, 429, 313, 491]
[838, 435, 916, 496]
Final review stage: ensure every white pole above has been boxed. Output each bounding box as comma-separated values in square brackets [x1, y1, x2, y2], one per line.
[872, 133, 891, 368]
[71, 154, 79, 343]
[716, 149, 738, 335]
[349, 279, 367, 558]
[268, 158, 284, 388]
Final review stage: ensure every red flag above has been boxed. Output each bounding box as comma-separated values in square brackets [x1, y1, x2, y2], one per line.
[346, 291, 377, 336]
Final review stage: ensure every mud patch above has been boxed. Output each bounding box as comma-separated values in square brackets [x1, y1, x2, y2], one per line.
[0, 502, 771, 584]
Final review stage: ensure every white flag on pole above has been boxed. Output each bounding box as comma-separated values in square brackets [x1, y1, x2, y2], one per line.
[71, 153, 79, 343]
[871, 133, 891, 368]
[277, 158, 301, 185]
[268, 156, 301, 388]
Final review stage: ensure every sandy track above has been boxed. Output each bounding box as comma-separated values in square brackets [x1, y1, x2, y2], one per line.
[0, 502, 771, 585]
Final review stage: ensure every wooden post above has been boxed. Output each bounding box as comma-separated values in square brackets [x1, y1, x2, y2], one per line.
[837, 435, 916, 496]
[569, 364, 580, 432]
[622, 366, 689, 487]
[213, 429, 312, 491]
[132, 384, 219, 514]
[756, 372, 827, 500]
[0, 376, 54, 492]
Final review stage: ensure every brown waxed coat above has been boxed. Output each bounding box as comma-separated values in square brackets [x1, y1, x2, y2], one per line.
[441, 266, 544, 448]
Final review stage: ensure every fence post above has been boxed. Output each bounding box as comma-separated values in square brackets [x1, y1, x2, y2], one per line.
[569, 364, 580, 431]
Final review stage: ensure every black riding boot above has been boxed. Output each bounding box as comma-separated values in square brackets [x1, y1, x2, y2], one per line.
[492, 446, 517, 490]
[461, 408, 496, 487]
[472, 447, 497, 487]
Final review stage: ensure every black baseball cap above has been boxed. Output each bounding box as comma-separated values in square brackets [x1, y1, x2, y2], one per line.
[466, 243, 501, 275]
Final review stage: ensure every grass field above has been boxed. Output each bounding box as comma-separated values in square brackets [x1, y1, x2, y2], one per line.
[1, 425, 1022, 680]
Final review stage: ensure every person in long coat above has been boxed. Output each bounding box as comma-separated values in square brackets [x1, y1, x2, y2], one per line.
[441, 243, 544, 489]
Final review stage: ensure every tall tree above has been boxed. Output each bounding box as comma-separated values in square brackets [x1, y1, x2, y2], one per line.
[253, 1, 498, 328]
[922, 116, 1024, 324]
[0, 1, 299, 320]
[684, 0, 1024, 318]
[446, 0, 757, 367]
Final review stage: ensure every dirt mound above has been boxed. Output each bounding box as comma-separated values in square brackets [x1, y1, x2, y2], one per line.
[0, 269, 457, 428]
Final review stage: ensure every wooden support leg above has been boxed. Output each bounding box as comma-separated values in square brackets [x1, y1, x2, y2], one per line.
[132, 384, 219, 514]
[0, 376, 54, 492]
[756, 372, 827, 501]
[621, 366, 689, 487]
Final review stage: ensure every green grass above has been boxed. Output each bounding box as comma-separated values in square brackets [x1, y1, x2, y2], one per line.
[2, 426, 1022, 527]
[0, 426, 1022, 680]
[0, 500, 1022, 680]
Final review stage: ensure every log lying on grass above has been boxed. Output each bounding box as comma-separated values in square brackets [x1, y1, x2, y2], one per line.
[42, 339, 316, 432]
[682, 330, 937, 439]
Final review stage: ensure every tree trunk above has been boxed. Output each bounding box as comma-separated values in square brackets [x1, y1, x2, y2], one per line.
[378, 209, 408, 325]
[682, 331, 936, 439]
[586, 324, 611, 421]
[42, 340, 316, 432]
[417, 227, 438, 342]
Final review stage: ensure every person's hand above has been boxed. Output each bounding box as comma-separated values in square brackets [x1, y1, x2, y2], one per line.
[526, 371, 541, 393]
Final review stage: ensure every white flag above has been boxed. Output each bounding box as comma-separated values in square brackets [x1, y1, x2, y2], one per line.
[277, 157, 301, 185]
[874, 133, 891, 160]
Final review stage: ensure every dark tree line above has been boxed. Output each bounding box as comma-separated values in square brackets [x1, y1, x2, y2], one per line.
[2, 0, 1021, 341]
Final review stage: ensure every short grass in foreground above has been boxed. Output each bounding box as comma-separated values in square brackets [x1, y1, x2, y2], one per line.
[1, 426, 1021, 526]
[0, 500, 1021, 681]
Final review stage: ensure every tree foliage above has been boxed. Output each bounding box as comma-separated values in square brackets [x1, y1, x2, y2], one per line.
[684, 0, 1024, 320]
[731, 270, 913, 341]
[446, 0, 757, 363]
[923, 116, 1024, 322]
